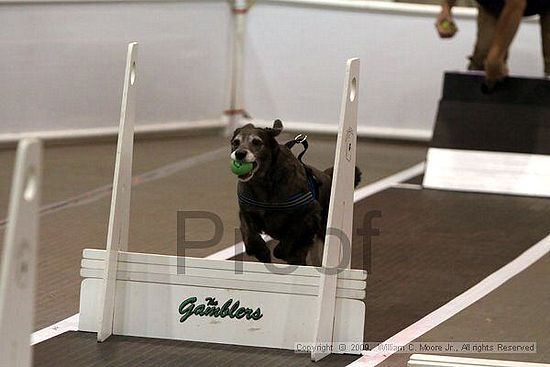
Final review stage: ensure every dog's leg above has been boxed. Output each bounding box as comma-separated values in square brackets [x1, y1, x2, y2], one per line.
[273, 240, 292, 261]
[288, 231, 316, 265]
[244, 232, 271, 263]
[307, 239, 323, 267]
[274, 232, 315, 266]
[273, 227, 311, 261]
[239, 212, 271, 263]
[287, 246, 309, 265]
[275, 207, 322, 265]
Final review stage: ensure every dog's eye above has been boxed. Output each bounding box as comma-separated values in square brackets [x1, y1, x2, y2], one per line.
[232, 139, 240, 146]
[251, 138, 263, 146]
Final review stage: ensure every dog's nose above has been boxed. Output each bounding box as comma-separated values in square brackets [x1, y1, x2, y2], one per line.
[235, 150, 247, 161]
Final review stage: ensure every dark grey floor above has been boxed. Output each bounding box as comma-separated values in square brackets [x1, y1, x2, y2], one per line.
[4, 133, 548, 367]
[31, 187, 550, 366]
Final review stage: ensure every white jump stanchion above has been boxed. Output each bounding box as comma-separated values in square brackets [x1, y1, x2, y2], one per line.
[79, 47, 365, 356]
[224, 0, 249, 135]
[311, 58, 360, 362]
[0, 139, 42, 367]
[408, 354, 550, 367]
[97, 42, 138, 342]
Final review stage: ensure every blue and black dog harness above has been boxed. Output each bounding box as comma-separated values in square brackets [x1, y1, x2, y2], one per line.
[237, 134, 319, 211]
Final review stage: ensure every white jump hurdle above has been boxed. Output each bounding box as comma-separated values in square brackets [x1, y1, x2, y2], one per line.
[78, 43, 365, 361]
[96, 41, 138, 343]
[408, 354, 550, 367]
[0, 139, 43, 367]
[312, 57, 360, 361]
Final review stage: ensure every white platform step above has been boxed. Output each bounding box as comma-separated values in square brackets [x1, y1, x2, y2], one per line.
[424, 148, 550, 197]
[409, 354, 550, 367]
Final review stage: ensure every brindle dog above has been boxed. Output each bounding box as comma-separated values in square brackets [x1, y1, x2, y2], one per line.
[231, 119, 361, 265]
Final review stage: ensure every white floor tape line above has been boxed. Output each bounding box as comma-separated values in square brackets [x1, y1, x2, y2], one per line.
[31, 314, 80, 345]
[205, 234, 270, 261]
[346, 232, 550, 367]
[392, 183, 423, 190]
[353, 162, 425, 202]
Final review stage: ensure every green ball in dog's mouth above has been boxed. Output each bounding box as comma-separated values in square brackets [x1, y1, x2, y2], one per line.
[230, 160, 254, 176]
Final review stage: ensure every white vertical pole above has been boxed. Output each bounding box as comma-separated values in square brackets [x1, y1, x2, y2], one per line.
[0, 138, 42, 367]
[97, 42, 138, 342]
[312, 58, 360, 362]
[224, 0, 250, 135]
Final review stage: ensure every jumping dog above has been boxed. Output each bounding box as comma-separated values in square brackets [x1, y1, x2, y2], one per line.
[231, 119, 361, 265]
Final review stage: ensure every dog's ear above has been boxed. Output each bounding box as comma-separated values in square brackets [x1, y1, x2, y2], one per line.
[266, 119, 283, 137]
[231, 123, 254, 140]
[231, 127, 241, 140]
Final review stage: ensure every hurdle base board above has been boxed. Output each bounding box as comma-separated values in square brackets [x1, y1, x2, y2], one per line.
[423, 148, 550, 197]
[408, 354, 550, 367]
[79, 269, 366, 300]
[79, 249, 366, 299]
[82, 249, 367, 281]
[79, 278, 365, 353]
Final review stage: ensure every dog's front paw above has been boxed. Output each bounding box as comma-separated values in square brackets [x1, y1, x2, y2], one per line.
[273, 242, 290, 261]
[254, 246, 272, 263]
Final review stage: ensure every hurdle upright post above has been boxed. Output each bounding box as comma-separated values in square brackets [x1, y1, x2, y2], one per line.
[312, 58, 360, 362]
[97, 42, 138, 342]
[0, 139, 43, 367]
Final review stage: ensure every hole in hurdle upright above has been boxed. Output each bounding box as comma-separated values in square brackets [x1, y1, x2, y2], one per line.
[0, 138, 43, 367]
[81, 44, 365, 360]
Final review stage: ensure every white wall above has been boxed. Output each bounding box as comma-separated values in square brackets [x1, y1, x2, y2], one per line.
[244, 1, 544, 139]
[0, 0, 229, 135]
[1, 0, 545, 140]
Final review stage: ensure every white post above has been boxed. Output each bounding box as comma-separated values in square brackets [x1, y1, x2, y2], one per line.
[0, 138, 42, 367]
[312, 58, 360, 362]
[97, 42, 138, 342]
[224, 0, 251, 135]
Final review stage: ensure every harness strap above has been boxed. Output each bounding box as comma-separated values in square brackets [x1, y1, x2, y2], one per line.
[288, 134, 319, 200]
[284, 134, 308, 163]
[238, 174, 317, 211]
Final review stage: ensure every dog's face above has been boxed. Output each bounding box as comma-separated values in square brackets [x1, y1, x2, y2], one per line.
[230, 120, 283, 182]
